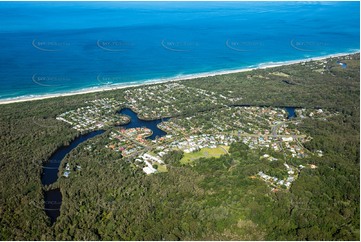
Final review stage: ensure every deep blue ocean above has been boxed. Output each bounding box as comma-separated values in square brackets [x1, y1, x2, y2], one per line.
[0, 1, 359, 100]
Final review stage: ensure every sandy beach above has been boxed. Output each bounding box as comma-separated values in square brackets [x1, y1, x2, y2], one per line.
[0, 51, 358, 105]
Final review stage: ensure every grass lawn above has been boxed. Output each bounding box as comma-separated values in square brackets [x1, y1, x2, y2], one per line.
[180, 146, 229, 164]
[156, 163, 168, 172]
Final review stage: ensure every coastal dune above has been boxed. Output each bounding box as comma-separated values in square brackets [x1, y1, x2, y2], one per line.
[0, 52, 357, 105]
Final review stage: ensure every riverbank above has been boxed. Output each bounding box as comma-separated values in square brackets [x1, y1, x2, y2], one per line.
[0, 51, 358, 105]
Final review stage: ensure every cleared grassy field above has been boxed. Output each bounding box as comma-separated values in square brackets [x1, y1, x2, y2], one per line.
[157, 163, 168, 173]
[180, 146, 229, 164]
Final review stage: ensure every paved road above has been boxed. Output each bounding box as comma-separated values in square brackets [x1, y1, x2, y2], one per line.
[238, 133, 306, 139]
[121, 117, 308, 160]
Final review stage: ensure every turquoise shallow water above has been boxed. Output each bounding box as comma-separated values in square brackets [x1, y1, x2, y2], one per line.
[0, 1, 359, 100]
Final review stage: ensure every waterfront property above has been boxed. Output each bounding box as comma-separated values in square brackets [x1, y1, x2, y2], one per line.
[55, 98, 337, 185]
[56, 98, 129, 132]
[106, 128, 152, 157]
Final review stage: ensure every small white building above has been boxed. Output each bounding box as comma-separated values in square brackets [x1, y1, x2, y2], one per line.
[143, 166, 157, 175]
[63, 171, 70, 178]
[282, 137, 293, 142]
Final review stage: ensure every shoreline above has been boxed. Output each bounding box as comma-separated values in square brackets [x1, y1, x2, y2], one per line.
[0, 51, 358, 105]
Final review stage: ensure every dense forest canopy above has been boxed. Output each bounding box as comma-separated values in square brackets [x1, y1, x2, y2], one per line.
[0, 53, 359, 240]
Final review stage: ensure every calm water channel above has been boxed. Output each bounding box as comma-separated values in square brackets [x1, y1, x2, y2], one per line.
[42, 107, 294, 224]
[41, 108, 167, 224]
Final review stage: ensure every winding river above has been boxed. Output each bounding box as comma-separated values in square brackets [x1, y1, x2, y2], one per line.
[41, 108, 168, 224]
[42, 107, 295, 224]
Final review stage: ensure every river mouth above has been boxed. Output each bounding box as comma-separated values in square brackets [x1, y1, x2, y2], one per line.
[41, 108, 168, 225]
